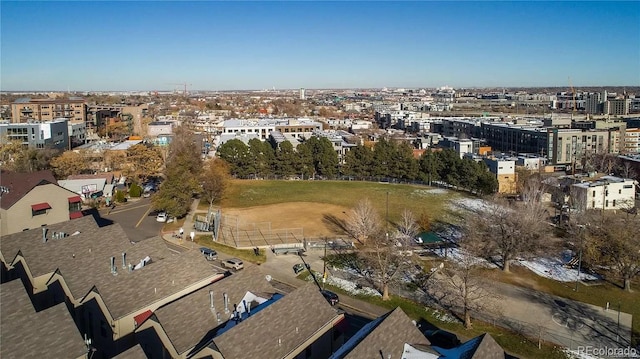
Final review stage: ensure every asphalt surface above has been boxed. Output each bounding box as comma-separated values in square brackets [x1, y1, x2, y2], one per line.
[98, 197, 164, 242]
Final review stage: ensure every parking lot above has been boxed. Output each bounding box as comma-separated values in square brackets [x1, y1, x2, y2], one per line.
[99, 197, 165, 242]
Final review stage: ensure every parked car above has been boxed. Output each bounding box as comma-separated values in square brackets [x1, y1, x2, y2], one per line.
[293, 263, 310, 274]
[222, 258, 244, 271]
[199, 247, 217, 261]
[156, 212, 167, 222]
[320, 290, 339, 306]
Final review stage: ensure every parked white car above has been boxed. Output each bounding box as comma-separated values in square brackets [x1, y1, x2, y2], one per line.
[156, 212, 167, 222]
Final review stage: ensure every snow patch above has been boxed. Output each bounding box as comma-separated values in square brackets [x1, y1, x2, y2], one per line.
[413, 188, 449, 197]
[447, 197, 493, 213]
[326, 276, 381, 297]
[517, 257, 600, 282]
[426, 308, 458, 323]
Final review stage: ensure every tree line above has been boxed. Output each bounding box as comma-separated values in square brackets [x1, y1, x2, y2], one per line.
[218, 137, 498, 195]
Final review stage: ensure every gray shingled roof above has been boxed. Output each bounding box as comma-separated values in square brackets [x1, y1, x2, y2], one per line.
[468, 333, 505, 359]
[0, 216, 218, 319]
[0, 280, 87, 359]
[153, 265, 276, 354]
[344, 307, 431, 359]
[214, 283, 342, 359]
[113, 344, 148, 359]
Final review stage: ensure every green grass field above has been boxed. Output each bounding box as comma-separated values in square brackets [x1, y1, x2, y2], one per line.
[208, 179, 462, 223]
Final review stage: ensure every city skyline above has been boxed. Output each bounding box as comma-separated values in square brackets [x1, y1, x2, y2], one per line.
[1, 1, 639, 92]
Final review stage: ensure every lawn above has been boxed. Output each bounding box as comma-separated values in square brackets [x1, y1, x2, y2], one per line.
[485, 264, 640, 347]
[206, 179, 461, 224]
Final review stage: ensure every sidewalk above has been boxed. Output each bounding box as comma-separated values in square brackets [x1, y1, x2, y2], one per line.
[162, 198, 212, 249]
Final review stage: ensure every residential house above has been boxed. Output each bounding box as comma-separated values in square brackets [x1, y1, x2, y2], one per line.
[571, 175, 637, 211]
[135, 266, 279, 358]
[58, 177, 108, 200]
[0, 280, 87, 359]
[432, 333, 507, 359]
[212, 283, 345, 359]
[0, 170, 84, 236]
[331, 307, 435, 359]
[0, 216, 223, 358]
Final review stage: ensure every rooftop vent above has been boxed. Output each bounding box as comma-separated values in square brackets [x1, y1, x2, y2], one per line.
[110, 256, 117, 276]
[42, 227, 47, 243]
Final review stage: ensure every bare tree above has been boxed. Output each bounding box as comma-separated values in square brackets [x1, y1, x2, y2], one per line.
[430, 247, 499, 329]
[466, 196, 549, 272]
[359, 229, 411, 301]
[345, 198, 381, 244]
[397, 209, 419, 243]
[585, 213, 640, 291]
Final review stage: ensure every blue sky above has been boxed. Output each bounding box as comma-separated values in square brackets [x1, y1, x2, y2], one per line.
[1, 1, 639, 91]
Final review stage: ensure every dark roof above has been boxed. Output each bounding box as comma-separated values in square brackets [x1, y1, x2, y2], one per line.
[344, 307, 431, 359]
[153, 266, 276, 354]
[214, 284, 342, 359]
[0, 217, 218, 319]
[0, 280, 86, 359]
[0, 170, 57, 210]
[113, 344, 148, 359]
[435, 333, 506, 359]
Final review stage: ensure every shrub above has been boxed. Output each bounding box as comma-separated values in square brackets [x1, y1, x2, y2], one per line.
[129, 183, 142, 197]
[114, 190, 126, 203]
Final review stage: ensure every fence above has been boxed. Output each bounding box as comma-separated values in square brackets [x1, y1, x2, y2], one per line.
[215, 214, 304, 248]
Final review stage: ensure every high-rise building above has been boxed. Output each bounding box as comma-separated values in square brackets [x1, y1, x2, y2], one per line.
[585, 93, 602, 114]
[300, 88, 306, 100]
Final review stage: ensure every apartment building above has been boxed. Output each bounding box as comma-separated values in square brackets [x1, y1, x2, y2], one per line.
[221, 118, 322, 141]
[571, 176, 637, 211]
[605, 99, 630, 116]
[623, 128, 640, 154]
[11, 97, 86, 123]
[86, 104, 149, 135]
[481, 123, 622, 165]
[0, 118, 69, 150]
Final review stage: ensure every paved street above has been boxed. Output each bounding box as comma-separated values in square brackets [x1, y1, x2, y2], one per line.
[98, 197, 164, 242]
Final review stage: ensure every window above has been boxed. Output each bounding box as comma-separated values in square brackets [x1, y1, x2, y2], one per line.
[606, 200, 609, 207]
[613, 200, 616, 207]
[592, 191, 596, 198]
[69, 202, 81, 212]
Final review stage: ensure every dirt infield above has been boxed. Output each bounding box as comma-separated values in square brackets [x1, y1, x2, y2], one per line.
[222, 202, 350, 238]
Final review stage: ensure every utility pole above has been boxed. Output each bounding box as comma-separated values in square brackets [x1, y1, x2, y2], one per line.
[574, 225, 585, 292]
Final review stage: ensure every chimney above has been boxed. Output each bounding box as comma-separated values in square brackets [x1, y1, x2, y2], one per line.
[122, 252, 126, 269]
[42, 227, 47, 243]
[223, 292, 229, 313]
